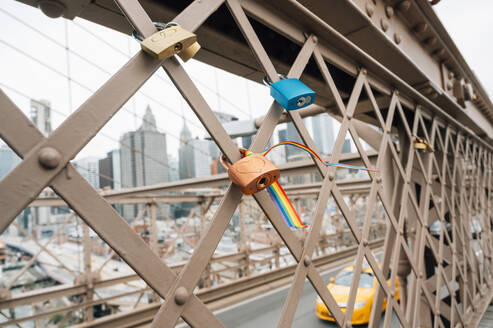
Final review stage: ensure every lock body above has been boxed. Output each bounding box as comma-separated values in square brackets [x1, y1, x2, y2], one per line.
[414, 137, 434, 152]
[140, 26, 197, 60]
[270, 78, 315, 110]
[178, 41, 201, 62]
[224, 154, 280, 195]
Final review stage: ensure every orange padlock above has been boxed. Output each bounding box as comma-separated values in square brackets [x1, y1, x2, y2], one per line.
[220, 148, 280, 195]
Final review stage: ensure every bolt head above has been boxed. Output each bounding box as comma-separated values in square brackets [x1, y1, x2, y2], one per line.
[38, 147, 61, 169]
[362, 239, 369, 246]
[303, 255, 311, 267]
[328, 172, 335, 181]
[174, 287, 189, 305]
[312, 36, 318, 43]
[37, 0, 66, 18]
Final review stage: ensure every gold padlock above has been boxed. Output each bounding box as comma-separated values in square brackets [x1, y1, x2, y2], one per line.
[140, 25, 197, 60]
[220, 148, 280, 195]
[178, 41, 201, 62]
[414, 136, 434, 152]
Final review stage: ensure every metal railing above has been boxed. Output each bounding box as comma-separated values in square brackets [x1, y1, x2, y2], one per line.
[0, 0, 492, 327]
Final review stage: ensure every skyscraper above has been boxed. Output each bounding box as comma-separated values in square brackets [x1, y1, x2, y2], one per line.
[98, 149, 121, 189]
[241, 135, 253, 150]
[190, 138, 212, 178]
[311, 114, 335, 155]
[74, 156, 100, 189]
[0, 145, 21, 180]
[342, 138, 352, 153]
[208, 111, 238, 175]
[286, 121, 305, 162]
[178, 120, 195, 180]
[120, 106, 169, 219]
[30, 99, 52, 136]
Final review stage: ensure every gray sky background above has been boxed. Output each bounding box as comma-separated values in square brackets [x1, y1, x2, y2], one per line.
[1, 0, 492, 161]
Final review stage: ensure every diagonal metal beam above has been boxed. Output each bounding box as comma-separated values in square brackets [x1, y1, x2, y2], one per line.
[0, 76, 224, 328]
[0, 0, 225, 234]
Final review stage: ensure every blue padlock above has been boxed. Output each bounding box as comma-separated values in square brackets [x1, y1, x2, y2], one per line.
[269, 78, 315, 110]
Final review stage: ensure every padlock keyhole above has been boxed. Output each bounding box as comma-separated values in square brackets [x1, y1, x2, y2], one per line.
[174, 43, 183, 52]
[258, 177, 267, 187]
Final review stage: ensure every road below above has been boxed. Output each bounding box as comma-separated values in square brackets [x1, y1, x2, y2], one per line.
[212, 255, 400, 327]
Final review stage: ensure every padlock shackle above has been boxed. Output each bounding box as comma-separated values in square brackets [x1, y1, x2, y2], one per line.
[262, 74, 287, 87]
[219, 147, 248, 170]
[132, 21, 177, 42]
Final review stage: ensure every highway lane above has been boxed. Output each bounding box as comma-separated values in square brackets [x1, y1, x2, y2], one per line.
[212, 254, 400, 328]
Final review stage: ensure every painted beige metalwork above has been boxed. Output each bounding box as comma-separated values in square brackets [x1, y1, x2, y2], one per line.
[1, 0, 492, 327]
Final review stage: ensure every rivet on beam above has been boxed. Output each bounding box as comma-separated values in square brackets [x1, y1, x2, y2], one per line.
[38, 147, 61, 169]
[174, 287, 189, 305]
[366, 3, 375, 17]
[394, 33, 402, 44]
[433, 48, 446, 57]
[397, 1, 411, 12]
[424, 37, 437, 47]
[303, 255, 312, 267]
[386, 6, 394, 18]
[362, 239, 368, 247]
[380, 19, 389, 32]
[414, 23, 428, 34]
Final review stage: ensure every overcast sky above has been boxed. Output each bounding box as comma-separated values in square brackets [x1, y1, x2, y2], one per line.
[1, 0, 492, 161]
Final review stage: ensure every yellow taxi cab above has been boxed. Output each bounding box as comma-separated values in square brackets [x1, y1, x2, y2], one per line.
[315, 264, 399, 325]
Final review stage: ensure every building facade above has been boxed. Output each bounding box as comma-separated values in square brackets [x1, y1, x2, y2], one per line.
[120, 106, 169, 219]
[75, 156, 100, 189]
[98, 149, 121, 190]
[30, 99, 52, 136]
[311, 114, 335, 155]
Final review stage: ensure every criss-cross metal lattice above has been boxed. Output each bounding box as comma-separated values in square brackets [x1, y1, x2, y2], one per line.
[0, 0, 492, 327]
